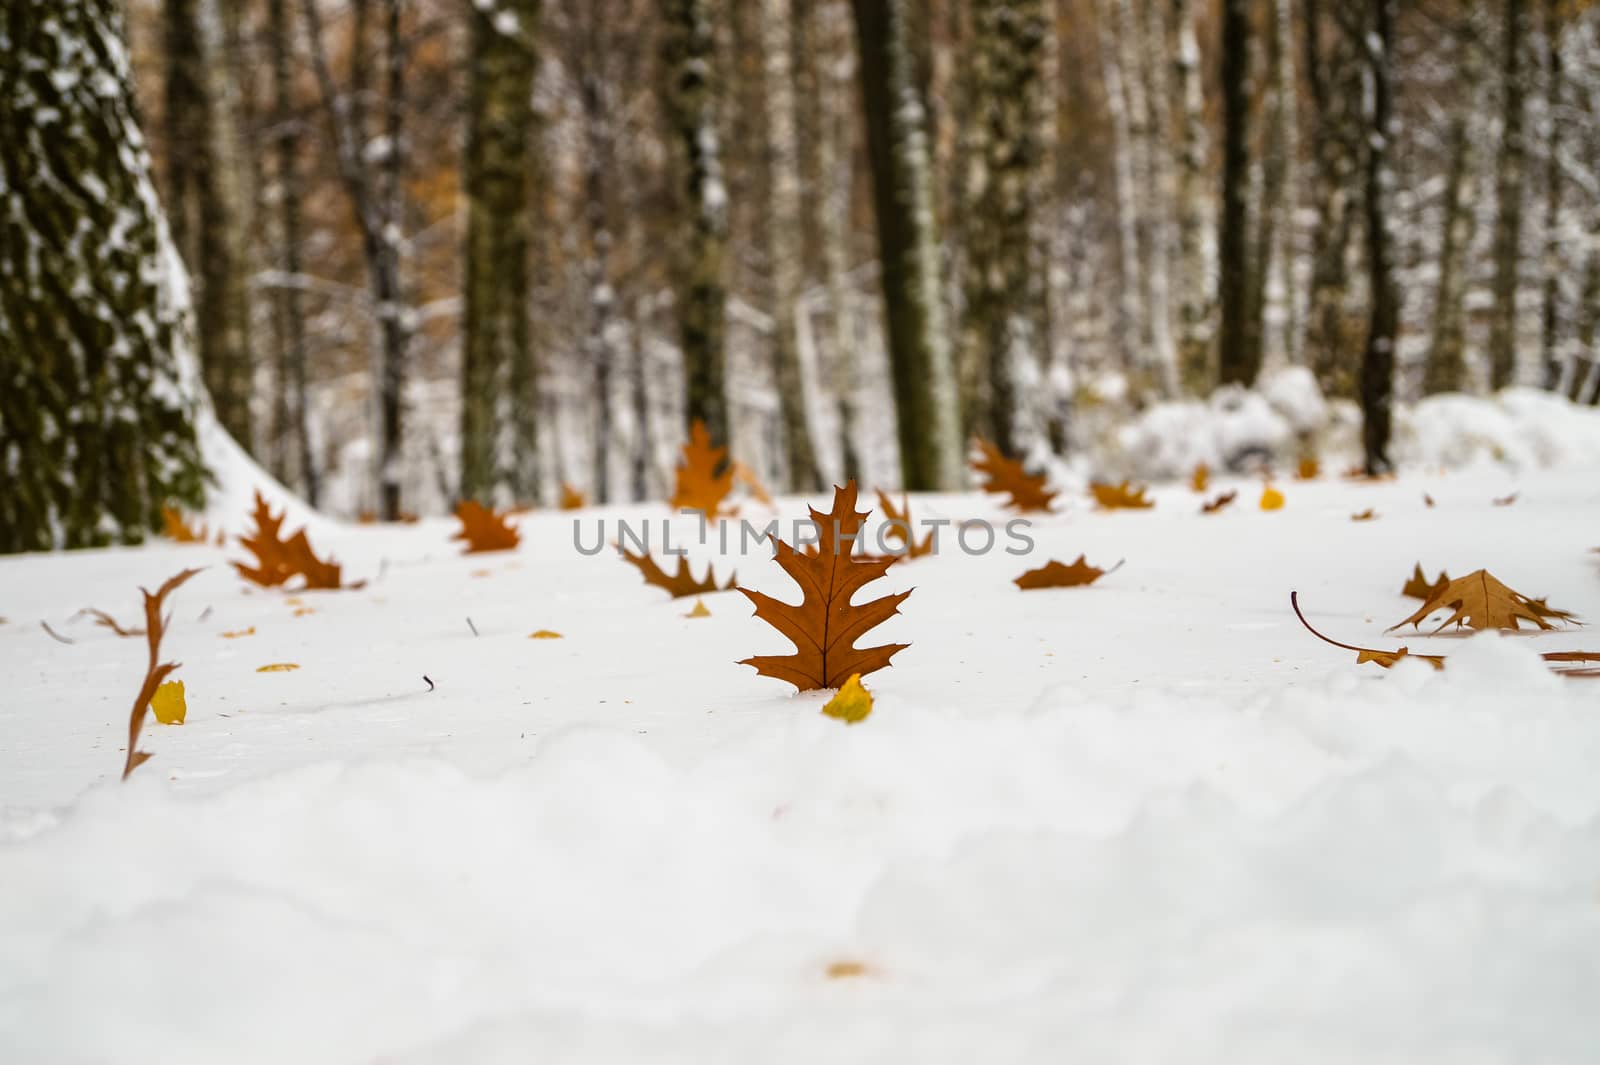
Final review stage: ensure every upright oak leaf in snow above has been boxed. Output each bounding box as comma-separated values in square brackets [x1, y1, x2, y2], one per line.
[235, 491, 356, 589]
[1402, 564, 1450, 601]
[1013, 555, 1119, 590]
[1090, 480, 1154, 510]
[876, 490, 935, 558]
[971, 440, 1058, 512]
[1389, 569, 1578, 633]
[453, 501, 521, 553]
[559, 483, 587, 510]
[671, 419, 735, 517]
[738, 482, 911, 691]
[620, 545, 737, 598]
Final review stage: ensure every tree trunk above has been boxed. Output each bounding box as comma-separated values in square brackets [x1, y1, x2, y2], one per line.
[1422, 11, 1482, 396]
[760, 0, 823, 490]
[1247, 0, 1298, 374]
[1538, 0, 1566, 391]
[1360, 0, 1397, 474]
[961, 0, 1049, 455]
[1098, 1, 1144, 391]
[0, 0, 207, 552]
[1171, 0, 1212, 393]
[1488, 0, 1528, 390]
[1216, 0, 1257, 386]
[266, 0, 318, 504]
[661, 0, 731, 447]
[815, 0, 862, 482]
[850, 0, 963, 490]
[460, 0, 540, 505]
[163, 0, 253, 448]
[1303, 0, 1365, 398]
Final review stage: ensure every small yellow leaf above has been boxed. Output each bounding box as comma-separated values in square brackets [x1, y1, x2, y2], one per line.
[685, 598, 711, 618]
[822, 673, 873, 724]
[292, 607, 315, 617]
[257, 662, 300, 672]
[825, 959, 872, 979]
[1190, 463, 1210, 492]
[529, 629, 563, 639]
[221, 626, 255, 639]
[284, 597, 304, 607]
[150, 680, 186, 725]
[1260, 485, 1285, 511]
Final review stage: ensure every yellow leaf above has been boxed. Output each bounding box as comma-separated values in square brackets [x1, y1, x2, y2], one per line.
[1190, 463, 1210, 492]
[1260, 485, 1285, 511]
[292, 607, 315, 617]
[529, 629, 563, 639]
[221, 626, 255, 638]
[150, 680, 186, 725]
[821, 673, 874, 724]
[257, 662, 300, 672]
[825, 960, 872, 979]
[685, 598, 711, 618]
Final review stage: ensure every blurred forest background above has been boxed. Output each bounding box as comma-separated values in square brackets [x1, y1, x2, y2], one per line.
[5, 0, 1600, 538]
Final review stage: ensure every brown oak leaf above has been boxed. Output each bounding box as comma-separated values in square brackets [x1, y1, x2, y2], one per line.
[235, 492, 356, 589]
[738, 482, 910, 691]
[971, 439, 1057, 512]
[1350, 509, 1378, 522]
[559, 484, 587, 510]
[1402, 563, 1450, 602]
[671, 419, 736, 517]
[876, 490, 935, 559]
[162, 506, 210, 543]
[453, 500, 521, 553]
[619, 545, 737, 599]
[1014, 555, 1120, 590]
[123, 567, 203, 779]
[1090, 480, 1154, 510]
[1389, 569, 1579, 633]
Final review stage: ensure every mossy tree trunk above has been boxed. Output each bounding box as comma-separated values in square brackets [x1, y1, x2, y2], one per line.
[0, 0, 207, 553]
[460, 0, 541, 505]
[1215, 0, 1257, 386]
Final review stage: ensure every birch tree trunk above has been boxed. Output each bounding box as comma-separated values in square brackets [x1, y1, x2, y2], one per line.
[1538, 0, 1566, 391]
[1247, 0, 1298, 373]
[850, 0, 963, 490]
[0, 0, 207, 552]
[661, 0, 731, 447]
[815, 0, 861, 482]
[460, 0, 540, 505]
[1488, 0, 1529, 390]
[1360, 0, 1398, 474]
[960, 0, 1050, 455]
[1171, 0, 1213, 393]
[1423, 11, 1483, 396]
[1216, 0, 1257, 386]
[1098, 2, 1144, 388]
[760, 0, 822, 490]
[163, 0, 253, 447]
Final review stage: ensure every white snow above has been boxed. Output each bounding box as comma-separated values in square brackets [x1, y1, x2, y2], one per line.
[2, 411, 1600, 1062]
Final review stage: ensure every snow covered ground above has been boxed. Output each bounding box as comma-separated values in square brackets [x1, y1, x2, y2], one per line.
[3, 402, 1600, 1063]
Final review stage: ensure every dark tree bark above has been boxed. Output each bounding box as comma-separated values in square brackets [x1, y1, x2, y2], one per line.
[1423, 10, 1483, 396]
[1488, 0, 1528, 390]
[661, 0, 731, 447]
[460, 0, 541, 505]
[1360, 0, 1397, 474]
[163, 0, 253, 447]
[850, 0, 963, 489]
[1538, 0, 1566, 391]
[0, 0, 207, 552]
[266, 0, 318, 504]
[1215, 0, 1257, 386]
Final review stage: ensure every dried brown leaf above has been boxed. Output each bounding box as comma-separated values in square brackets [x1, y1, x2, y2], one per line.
[971, 440, 1058, 512]
[620, 545, 737, 599]
[1201, 490, 1238, 514]
[1090, 480, 1154, 510]
[876, 490, 935, 559]
[671, 419, 736, 517]
[123, 568, 203, 779]
[1390, 569, 1579, 633]
[453, 500, 521, 554]
[1014, 555, 1119, 590]
[1402, 564, 1450, 602]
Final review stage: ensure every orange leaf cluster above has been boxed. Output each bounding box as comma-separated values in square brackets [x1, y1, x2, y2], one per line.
[1389, 569, 1578, 633]
[235, 492, 355, 589]
[1014, 555, 1120, 590]
[671, 419, 735, 517]
[876, 491, 935, 559]
[620, 545, 737, 599]
[453, 500, 521, 553]
[1090, 480, 1154, 510]
[122, 568, 203, 779]
[738, 483, 910, 691]
[972, 440, 1057, 512]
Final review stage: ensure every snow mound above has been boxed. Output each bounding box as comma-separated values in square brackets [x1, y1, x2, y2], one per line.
[1108, 374, 1600, 481]
[4, 636, 1598, 1064]
[194, 410, 332, 537]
